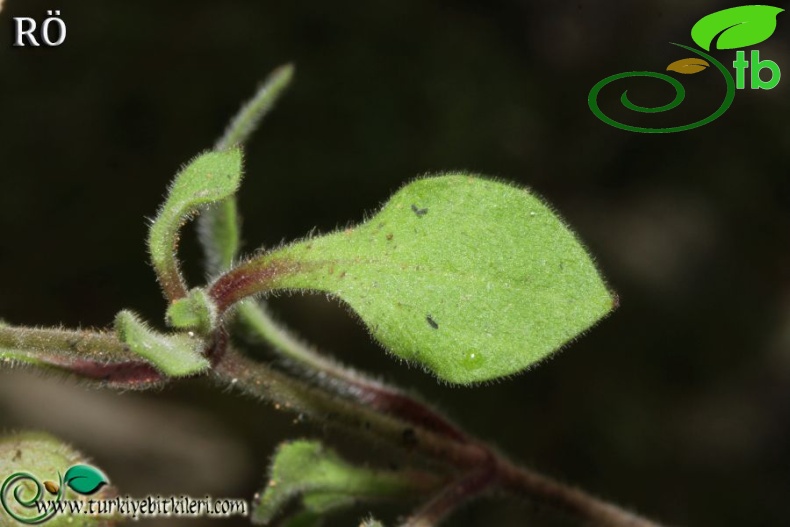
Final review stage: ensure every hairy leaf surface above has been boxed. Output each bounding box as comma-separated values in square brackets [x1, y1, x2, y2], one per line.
[241, 175, 614, 384]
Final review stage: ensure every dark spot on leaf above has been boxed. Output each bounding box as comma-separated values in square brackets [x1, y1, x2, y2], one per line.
[426, 315, 439, 329]
[386, 233, 394, 241]
[411, 204, 428, 217]
[339, 271, 346, 278]
[402, 428, 418, 448]
[13, 449, 21, 461]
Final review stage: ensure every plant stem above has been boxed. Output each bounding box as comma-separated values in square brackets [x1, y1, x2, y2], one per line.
[495, 459, 662, 527]
[214, 347, 664, 527]
[399, 467, 496, 527]
[213, 347, 488, 468]
[235, 299, 469, 441]
[0, 323, 165, 389]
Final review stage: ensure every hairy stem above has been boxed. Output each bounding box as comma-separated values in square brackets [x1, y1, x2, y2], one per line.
[236, 300, 469, 441]
[214, 347, 663, 527]
[399, 467, 496, 527]
[496, 460, 661, 527]
[214, 347, 488, 467]
[0, 323, 165, 389]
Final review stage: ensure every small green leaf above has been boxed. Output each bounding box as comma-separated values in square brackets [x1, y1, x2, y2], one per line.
[253, 440, 433, 525]
[63, 465, 108, 495]
[198, 198, 242, 277]
[229, 175, 614, 384]
[166, 288, 218, 334]
[691, 5, 784, 51]
[114, 310, 209, 377]
[148, 148, 243, 300]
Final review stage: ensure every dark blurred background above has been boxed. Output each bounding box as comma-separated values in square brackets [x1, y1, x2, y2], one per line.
[0, 1, 788, 525]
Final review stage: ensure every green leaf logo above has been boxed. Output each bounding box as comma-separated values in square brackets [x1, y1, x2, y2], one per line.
[63, 465, 108, 495]
[691, 5, 784, 51]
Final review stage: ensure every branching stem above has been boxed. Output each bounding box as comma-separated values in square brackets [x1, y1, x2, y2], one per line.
[399, 466, 496, 527]
[213, 346, 663, 527]
[213, 348, 488, 468]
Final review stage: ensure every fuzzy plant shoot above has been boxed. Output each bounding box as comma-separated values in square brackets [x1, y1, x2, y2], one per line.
[0, 65, 663, 527]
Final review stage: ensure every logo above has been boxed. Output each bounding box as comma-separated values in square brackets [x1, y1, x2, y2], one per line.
[589, 5, 784, 133]
[1, 464, 108, 524]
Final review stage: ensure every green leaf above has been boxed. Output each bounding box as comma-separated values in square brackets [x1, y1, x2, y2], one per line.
[253, 440, 431, 525]
[200, 64, 295, 278]
[231, 175, 614, 384]
[198, 198, 242, 277]
[114, 310, 209, 377]
[691, 5, 784, 51]
[63, 465, 108, 495]
[148, 148, 243, 300]
[214, 64, 295, 152]
[166, 288, 217, 334]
